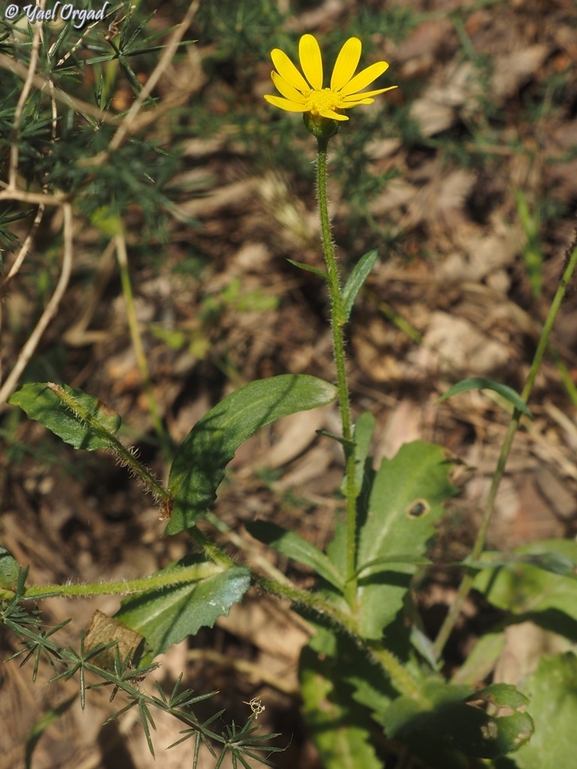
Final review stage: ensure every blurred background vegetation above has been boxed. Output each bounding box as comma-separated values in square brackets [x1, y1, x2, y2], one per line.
[1, 0, 576, 766]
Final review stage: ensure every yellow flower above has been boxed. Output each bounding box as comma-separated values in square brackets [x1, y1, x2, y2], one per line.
[264, 34, 396, 122]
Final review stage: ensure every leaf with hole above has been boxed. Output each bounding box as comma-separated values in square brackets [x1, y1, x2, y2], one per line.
[384, 681, 533, 766]
[354, 441, 457, 639]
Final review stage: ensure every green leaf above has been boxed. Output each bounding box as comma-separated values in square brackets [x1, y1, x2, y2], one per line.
[451, 632, 505, 686]
[300, 644, 383, 769]
[246, 520, 344, 592]
[0, 545, 20, 590]
[356, 554, 431, 577]
[513, 653, 577, 769]
[466, 550, 577, 579]
[342, 249, 378, 322]
[116, 559, 250, 662]
[9, 383, 121, 451]
[166, 375, 338, 534]
[436, 377, 533, 419]
[326, 517, 348, 580]
[356, 441, 457, 639]
[305, 617, 402, 728]
[352, 411, 376, 494]
[473, 539, 577, 621]
[384, 681, 533, 766]
[286, 258, 327, 279]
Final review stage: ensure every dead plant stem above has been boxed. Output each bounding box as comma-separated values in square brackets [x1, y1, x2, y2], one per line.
[0, 204, 74, 406]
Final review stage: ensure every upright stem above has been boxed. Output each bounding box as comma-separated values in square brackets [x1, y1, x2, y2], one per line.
[433, 241, 577, 659]
[316, 137, 358, 608]
[116, 231, 172, 461]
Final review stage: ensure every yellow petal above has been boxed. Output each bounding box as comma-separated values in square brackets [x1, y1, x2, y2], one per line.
[340, 61, 390, 96]
[330, 37, 362, 91]
[271, 48, 310, 93]
[299, 34, 323, 90]
[263, 94, 308, 113]
[340, 97, 375, 107]
[319, 109, 349, 121]
[271, 71, 308, 103]
[341, 85, 398, 103]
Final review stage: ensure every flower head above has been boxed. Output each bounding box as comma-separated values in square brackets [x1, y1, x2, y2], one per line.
[264, 34, 396, 123]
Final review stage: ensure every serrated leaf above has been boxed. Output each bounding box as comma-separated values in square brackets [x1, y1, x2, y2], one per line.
[116, 559, 250, 661]
[166, 375, 337, 534]
[436, 377, 533, 418]
[513, 652, 577, 769]
[246, 520, 344, 592]
[384, 681, 533, 766]
[9, 383, 121, 450]
[473, 539, 577, 621]
[300, 644, 383, 769]
[356, 441, 457, 639]
[342, 249, 378, 322]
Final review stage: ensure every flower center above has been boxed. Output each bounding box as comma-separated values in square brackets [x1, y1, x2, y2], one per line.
[305, 87, 340, 115]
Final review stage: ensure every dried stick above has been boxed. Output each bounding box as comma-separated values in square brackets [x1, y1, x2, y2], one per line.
[8, 9, 44, 189]
[0, 53, 121, 128]
[80, 0, 200, 167]
[0, 204, 74, 406]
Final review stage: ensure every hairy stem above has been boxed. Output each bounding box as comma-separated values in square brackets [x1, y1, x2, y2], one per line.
[316, 136, 359, 609]
[6, 561, 226, 601]
[46, 383, 170, 508]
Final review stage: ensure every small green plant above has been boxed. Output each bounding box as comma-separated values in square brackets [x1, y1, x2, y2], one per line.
[2, 6, 577, 769]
